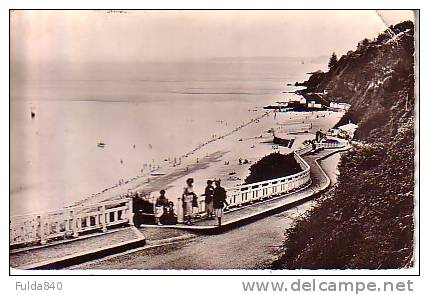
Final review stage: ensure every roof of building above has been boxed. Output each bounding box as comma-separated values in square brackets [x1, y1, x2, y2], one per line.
[304, 93, 331, 106]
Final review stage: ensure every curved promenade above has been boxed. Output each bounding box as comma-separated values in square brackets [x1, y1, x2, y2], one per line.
[10, 142, 349, 247]
[10, 143, 350, 270]
[66, 146, 350, 270]
[140, 143, 350, 233]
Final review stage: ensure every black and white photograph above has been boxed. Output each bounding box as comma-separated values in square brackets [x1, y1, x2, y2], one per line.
[9, 9, 418, 275]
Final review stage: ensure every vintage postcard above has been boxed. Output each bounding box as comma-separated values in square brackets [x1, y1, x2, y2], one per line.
[9, 9, 418, 278]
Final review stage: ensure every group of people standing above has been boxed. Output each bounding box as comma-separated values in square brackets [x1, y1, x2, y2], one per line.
[182, 178, 228, 226]
[143, 178, 228, 227]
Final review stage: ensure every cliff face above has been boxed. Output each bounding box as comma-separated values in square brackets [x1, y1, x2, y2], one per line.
[303, 21, 415, 142]
[274, 21, 415, 269]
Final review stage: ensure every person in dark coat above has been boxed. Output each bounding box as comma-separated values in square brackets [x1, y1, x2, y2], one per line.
[155, 190, 169, 225]
[213, 180, 228, 226]
[204, 180, 215, 219]
[161, 201, 177, 225]
[132, 192, 144, 227]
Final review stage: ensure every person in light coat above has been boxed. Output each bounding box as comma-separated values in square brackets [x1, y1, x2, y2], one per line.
[182, 178, 196, 225]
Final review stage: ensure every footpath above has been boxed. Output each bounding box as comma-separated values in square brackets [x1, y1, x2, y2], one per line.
[136, 146, 346, 245]
[10, 147, 348, 271]
[10, 226, 145, 270]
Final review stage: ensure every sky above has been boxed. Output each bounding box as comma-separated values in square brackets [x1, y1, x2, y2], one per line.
[11, 10, 415, 67]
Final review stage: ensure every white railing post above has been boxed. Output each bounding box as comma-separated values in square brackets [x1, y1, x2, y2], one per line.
[100, 205, 107, 233]
[94, 211, 100, 227]
[76, 216, 82, 237]
[85, 216, 90, 229]
[9, 221, 14, 244]
[66, 211, 72, 236]
[127, 198, 134, 226]
[38, 215, 47, 244]
[70, 209, 79, 238]
[177, 196, 184, 223]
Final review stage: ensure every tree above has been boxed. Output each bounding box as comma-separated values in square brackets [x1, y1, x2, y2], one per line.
[328, 52, 338, 70]
[377, 32, 390, 43]
[357, 38, 370, 51]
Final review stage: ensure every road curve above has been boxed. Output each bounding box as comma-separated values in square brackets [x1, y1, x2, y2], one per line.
[69, 151, 343, 270]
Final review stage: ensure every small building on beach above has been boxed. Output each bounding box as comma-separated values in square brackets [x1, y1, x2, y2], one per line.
[304, 93, 330, 109]
[330, 102, 351, 111]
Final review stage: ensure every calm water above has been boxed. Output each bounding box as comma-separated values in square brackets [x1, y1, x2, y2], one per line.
[11, 59, 326, 215]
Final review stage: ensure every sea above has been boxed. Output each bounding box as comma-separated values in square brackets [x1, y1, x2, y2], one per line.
[10, 58, 327, 215]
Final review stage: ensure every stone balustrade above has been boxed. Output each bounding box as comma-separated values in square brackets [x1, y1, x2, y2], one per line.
[10, 198, 133, 246]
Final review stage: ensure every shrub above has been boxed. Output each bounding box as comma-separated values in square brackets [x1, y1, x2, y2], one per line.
[244, 152, 302, 184]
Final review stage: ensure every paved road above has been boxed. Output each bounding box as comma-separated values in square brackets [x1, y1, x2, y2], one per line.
[70, 201, 313, 270]
[70, 150, 343, 270]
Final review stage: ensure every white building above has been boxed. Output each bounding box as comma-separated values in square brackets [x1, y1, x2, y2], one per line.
[338, 103, 351, 110]
[330, 102, 351, 111]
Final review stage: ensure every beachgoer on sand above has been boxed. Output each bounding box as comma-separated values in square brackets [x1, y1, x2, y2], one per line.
[183, 178, 196, 225]
[213, 180, 228, 226]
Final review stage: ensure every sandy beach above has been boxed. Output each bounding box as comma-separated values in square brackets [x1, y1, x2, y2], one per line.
[68, 108, 346, 209]
[11, 59, 331, 215]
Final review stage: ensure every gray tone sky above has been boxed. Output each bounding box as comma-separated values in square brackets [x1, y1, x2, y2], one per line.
[11, 10, 414, 67]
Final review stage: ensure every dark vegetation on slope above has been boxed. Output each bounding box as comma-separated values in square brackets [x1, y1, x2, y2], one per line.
[244, 152, 302, 184]
[273, 21, 415, 269]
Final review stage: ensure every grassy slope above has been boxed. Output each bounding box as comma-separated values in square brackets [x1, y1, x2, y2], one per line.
[273, 21, 415, 269]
